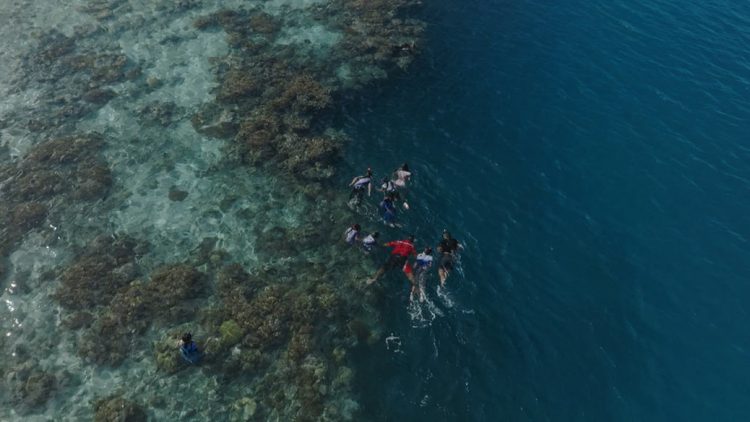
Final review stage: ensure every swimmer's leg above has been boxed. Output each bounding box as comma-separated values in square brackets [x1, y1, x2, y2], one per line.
[366, 267, 386, 285]
[438, 268, 448, 287]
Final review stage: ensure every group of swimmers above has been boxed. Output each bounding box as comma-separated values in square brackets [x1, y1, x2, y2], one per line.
[349, 163, 411, 226]
[176, 163, 459, 364]
[345, 163, 462, 302]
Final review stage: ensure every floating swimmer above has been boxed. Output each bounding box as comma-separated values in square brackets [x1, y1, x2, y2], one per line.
[366, 235, 416, 285]
[437, 230, 462, 287]
[393, 163, 411, 188]
[178, 332, 202, 364]
[361, 231, 379, 253]
[379, 196, 398, 227]
[344, 223, 361, 245]
[384, 165, 411, 210]
[411, 247, 433, 302]
[348, 168, 373, 206]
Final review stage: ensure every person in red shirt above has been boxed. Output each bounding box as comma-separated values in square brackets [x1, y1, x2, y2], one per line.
[366, 235, 417, 285]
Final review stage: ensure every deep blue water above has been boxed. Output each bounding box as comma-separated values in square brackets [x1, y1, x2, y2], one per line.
[340, 0, 750, 420]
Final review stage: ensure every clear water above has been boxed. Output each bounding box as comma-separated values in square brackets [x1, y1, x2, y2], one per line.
[341, 0, 750, 420]
[2, 0, 750, 421]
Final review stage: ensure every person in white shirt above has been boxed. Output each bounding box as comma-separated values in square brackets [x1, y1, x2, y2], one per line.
[348, 168, 373, 206]
[343, 223, 361, 245]
[411, 247, 433, 302]
[393, 163, 411, 188]
[361, 231, 379, 253]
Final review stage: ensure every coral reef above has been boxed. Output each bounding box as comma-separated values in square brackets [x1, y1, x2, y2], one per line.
[0, 134, 112, 275]
[137, 101, 183, 126]
[93, 395, 147, 422]
[4, 363, 58, 415]
[0, 26, 141, 139]
[329, 0, 426, 80]
[189, 0, 423, 185]
[16, 371, 57, 411]
[0, 0, 426, 419]
[10, 202, 48, 230]
[78, 264, 206, 365]
[54, 235, 142, 310]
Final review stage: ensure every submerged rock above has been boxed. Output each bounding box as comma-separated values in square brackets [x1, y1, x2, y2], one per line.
[168, 188, 188, 202]
[83, 88, 117, 105]
[190, 105, 238, 139]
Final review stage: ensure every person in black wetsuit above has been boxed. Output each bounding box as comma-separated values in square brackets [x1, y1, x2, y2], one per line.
[438, 230, 462, 287]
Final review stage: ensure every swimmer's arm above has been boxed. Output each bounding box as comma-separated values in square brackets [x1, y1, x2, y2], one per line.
[368, 182, 371, 197]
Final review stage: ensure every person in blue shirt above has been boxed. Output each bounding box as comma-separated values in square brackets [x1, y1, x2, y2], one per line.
[179, 332, 201, 364]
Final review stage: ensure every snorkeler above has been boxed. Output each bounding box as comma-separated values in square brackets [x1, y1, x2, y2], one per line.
[393, 163, 411, 188]
[411, 247, 433, 302]
[379, 177, 399, 198]
[380, 195, 398, 227]
[439, 229, 462, 254]
[344, 223, 361, 245]
[366, 235, 417, 285]
[178, 332, 201, 364]
[348, 168, 373, 206]
[437, 230, 462, 287]
[361, 231, 379, 253]
[380, 177, 410, 210]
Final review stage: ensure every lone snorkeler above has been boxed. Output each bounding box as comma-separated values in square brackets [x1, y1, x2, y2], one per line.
[366, 235, 417, 285]
[178, 332, 202, 364]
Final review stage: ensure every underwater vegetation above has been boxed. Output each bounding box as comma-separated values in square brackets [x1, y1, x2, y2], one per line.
[0, 134, 112, 279]
[0, 0, 424, 419]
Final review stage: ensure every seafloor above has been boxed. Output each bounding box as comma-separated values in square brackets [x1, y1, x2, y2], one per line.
[0, 0, 424, 420]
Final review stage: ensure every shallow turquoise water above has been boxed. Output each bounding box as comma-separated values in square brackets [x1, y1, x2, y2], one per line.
[342, 0, 750, 420]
